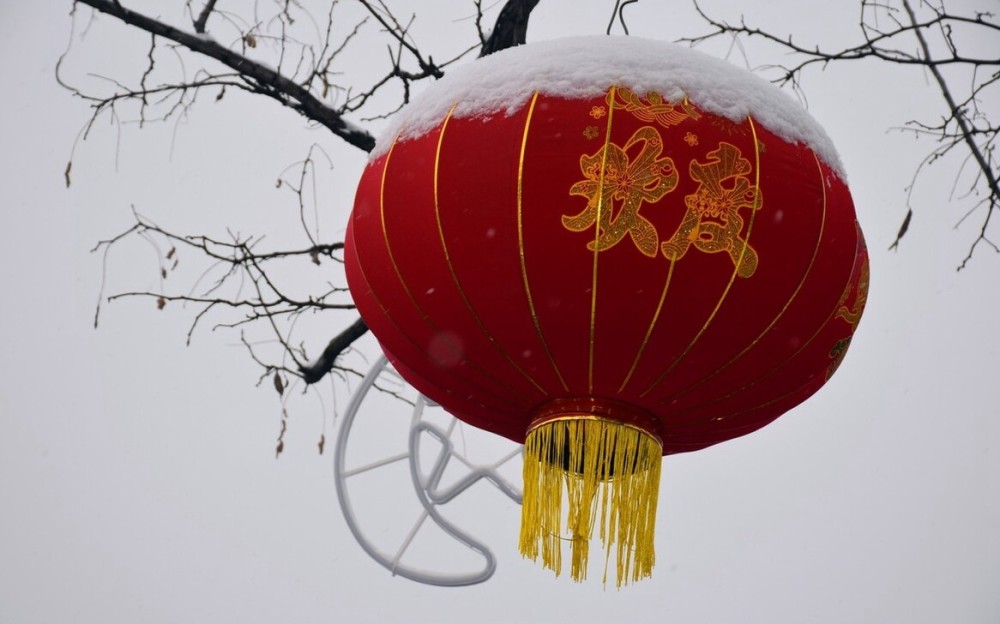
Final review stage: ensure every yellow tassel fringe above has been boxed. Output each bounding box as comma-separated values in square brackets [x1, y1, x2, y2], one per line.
[519, 416, 662, 587]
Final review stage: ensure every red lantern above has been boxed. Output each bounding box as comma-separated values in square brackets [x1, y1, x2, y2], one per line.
[345, 37, 868, 585]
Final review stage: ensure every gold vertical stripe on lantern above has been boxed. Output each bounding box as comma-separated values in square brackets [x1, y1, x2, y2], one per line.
[519, 417, 662, 586]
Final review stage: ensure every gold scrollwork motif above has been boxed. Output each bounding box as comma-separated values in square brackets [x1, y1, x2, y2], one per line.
[660, 142, 763, 277]
[564, 126, 679, 257]
[609, 87, 701, 128]
[835, 257, 869, 328]
[827, 336, 852, 379]
[827, 253, 869, 379]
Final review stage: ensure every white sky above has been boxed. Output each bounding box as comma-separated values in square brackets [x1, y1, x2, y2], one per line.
[1, 1, 997, 622]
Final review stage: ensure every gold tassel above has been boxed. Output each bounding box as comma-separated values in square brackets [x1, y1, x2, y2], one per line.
[519, 416, 662, 587]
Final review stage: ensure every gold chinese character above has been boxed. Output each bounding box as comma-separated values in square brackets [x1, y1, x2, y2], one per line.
[564, 126, 679, 257]
[660, 142, 763, 277]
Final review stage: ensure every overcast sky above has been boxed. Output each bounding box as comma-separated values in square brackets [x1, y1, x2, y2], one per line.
[1, 1, 997, 622]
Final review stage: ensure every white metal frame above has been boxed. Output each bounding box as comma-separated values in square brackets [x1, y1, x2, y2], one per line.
[334, 355, 522, 586]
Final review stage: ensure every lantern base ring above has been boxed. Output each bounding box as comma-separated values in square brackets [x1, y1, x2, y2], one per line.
[527, 397, 662, 445]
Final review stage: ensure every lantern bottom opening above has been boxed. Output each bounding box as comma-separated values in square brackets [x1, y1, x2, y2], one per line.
[519, 407, 663, 587]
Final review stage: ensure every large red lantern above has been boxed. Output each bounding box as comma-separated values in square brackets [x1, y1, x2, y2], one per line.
[345, 37, 868, 586]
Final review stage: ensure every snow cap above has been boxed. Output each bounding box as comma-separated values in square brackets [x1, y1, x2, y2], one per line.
[373, 35, 845, 178]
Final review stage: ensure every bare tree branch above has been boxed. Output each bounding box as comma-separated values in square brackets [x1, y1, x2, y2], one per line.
[607, 0, 639, 35]
[686, 0, 999, 267]
[299, 316, 370, 384]
[69, 0, 544, 440]
[297, 0, 543, 387]
[480, 0, 539, 56]
[75, 0, 377, 151]
[356, 0, 444, 78]
[192, 0, 218, 34]
[900, 0, 1000, 268]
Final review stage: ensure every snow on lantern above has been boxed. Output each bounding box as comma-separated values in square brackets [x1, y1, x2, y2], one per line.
[345, 36, 869, 586]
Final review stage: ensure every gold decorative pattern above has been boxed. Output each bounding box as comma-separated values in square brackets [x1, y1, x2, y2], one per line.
[610, 87, 700, 128]
[827, 247, 869, 379]
[710, 116, 750, 137]
[564, 126, 679, 257]
[827, 337, 852, 379]
[835, 258, 869, 328]
[589, 106, 607, 119]
[660, 142, 763, 277]
[684, 132, 698, 146]
[583, 125, 599, 140]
